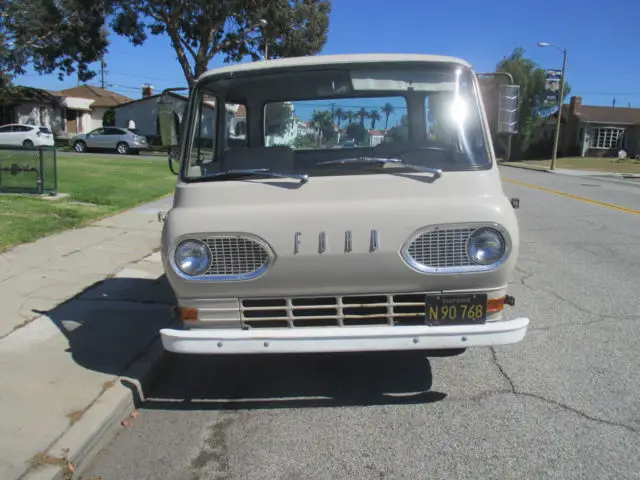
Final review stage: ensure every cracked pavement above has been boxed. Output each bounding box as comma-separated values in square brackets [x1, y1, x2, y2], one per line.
[84, 167, 640, 480]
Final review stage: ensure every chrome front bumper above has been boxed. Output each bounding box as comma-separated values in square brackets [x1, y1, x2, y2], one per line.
[160, 317, 530, 354]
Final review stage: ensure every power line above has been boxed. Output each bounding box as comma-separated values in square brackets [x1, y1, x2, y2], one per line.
[106, 70, 178, 83]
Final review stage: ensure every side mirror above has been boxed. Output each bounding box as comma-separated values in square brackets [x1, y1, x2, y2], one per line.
[158, 98, 179, 147]
[497, 84, 520, 135]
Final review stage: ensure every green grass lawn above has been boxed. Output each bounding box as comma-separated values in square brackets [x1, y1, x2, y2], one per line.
[0, 154, 176, 252]
[506, 157, 640, 174]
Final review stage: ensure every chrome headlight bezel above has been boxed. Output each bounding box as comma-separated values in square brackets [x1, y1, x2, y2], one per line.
[466, 227, 506, 266]
[400, 222, 512, 274]
[173, 239, 212, 277]
[168, 233, 275, 282]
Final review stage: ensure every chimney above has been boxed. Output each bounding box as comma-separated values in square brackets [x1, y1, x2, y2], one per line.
[569, 96, 582, 116]
[142, 84, 154, 98]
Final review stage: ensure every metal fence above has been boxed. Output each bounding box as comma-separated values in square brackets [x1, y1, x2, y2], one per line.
[0, 145, 57, 195]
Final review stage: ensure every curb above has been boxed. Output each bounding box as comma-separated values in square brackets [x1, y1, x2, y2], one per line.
[500, 163, 551, 173]
[22, 327, 173, 480]
[501, 163, 640, 179]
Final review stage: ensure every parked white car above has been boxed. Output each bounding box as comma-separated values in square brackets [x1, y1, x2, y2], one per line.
[0, 124, 55, 148]
[157, 53, 529, 356]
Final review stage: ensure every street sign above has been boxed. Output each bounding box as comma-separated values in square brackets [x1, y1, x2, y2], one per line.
[543, 69, 562, 108]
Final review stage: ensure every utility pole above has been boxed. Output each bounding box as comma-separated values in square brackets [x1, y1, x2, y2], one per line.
[538, 42, 567, 171]
[100, 57, 105, 88]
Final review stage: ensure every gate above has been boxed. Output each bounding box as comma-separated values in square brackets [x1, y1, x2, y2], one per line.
[0, 145, 57, 195]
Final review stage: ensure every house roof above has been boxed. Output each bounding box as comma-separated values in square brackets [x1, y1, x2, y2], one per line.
[110, 91, 188, 109]
[0, 86, 61, 105]
[556, 103, 640, 126]
[576, 105, 640, 125]
[197, 53, 472, 83]
[55, 85, 132, 108]
[111, 91, 234, 112]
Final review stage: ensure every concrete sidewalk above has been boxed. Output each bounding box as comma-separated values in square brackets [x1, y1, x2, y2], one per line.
[0, 196, 175, 479]
[501, 161, 640, 179]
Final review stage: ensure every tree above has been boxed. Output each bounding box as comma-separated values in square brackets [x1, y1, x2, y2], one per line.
[381, 103, 394, 130]
[369, 109, 381, 130]
[496, 47, 571, 157]
[357, 107, 368, 126]
[345, 122, 366, 145]
[103, 108, 115, 126]
[111, 0, 332, 88]
[265, 102, 293, 136]
[1, 0, 110, 87]
[293, 132, 316, 148]
[310, 109, 334, 144]
[333, 107, 344, 128]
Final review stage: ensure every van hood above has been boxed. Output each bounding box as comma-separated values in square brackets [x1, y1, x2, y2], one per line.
[162, 170, 519, 298]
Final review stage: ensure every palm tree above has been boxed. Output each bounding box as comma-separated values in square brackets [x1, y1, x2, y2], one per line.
[311, 110, 334, 146]
[369, 109, 381, 130]
[346, 110, 355, 124]
[334, 108, 344, 128]
[382, 103, 395, 130]
[339, 111, 348, 126]
[357, 107, 368, 126]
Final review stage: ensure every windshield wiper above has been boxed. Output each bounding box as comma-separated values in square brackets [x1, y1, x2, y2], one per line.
[316, 157, 443, 178]
[206, 168, 309, 184]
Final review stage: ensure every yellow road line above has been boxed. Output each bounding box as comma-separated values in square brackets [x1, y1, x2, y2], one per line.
[503, 178, 640, 215]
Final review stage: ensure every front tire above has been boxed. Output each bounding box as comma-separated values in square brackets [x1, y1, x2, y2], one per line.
[23, 139, 34, 148]
[74, 141, 86, 153]
[116, 142, 130, 155]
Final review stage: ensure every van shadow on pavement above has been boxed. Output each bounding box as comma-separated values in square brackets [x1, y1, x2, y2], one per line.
[135, 348, 464, 410]
[34, 274, 175, 377]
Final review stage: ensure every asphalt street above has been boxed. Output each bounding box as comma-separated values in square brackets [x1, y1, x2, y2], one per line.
[83, 166, 640, 480]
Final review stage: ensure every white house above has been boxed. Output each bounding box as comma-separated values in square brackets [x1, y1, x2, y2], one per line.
[50, 85, 131, 137]
[113, 86, 239, 144]
[1, 85, 131, 139]
[368, 129, 385, 147]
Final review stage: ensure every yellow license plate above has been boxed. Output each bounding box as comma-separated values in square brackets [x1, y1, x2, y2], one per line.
[424, 294, 487, 325]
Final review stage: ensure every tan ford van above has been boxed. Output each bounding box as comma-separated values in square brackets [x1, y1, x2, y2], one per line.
[157, 53, 529, 355]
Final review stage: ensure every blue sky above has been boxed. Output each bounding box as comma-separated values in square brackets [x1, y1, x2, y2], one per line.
[15, 0, 640, 112]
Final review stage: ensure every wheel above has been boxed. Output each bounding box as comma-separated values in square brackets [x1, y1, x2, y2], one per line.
[23, 139, 34, 148]
[74, 141, 86, 153]
[116, 142, 130, 155]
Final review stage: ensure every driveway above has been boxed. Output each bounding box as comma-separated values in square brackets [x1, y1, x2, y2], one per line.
[83, 166, 640, 480]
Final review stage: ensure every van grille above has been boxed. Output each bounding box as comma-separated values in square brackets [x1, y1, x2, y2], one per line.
[203, 236, 270, 276]
[406, 227, 476, 270]
[240, 294, 427, 328]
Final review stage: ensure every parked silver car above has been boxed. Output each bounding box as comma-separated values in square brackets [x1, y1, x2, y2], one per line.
[70, 127, 148, 155]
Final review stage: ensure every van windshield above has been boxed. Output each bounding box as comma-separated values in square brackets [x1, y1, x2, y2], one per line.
[182, 63, 492, 181]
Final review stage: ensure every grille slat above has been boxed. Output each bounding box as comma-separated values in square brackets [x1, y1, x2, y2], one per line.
[241, 294, 426, 329]
[406, 227, 477, 271]
[202, 236, 270, 276]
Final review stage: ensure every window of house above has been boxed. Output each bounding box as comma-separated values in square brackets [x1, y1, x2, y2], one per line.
[591, 127, 625, 149]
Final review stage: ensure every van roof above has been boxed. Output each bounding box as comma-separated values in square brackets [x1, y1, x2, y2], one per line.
[196, 53, 472, 83]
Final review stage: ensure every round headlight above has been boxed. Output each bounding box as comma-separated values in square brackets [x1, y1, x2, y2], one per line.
[467, 228, 506, 265]
[174, 240, 211, 276]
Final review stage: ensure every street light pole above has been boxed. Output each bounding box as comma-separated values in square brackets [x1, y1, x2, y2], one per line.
[257, 19, 268, 60]
[538, 42, 567, 171]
